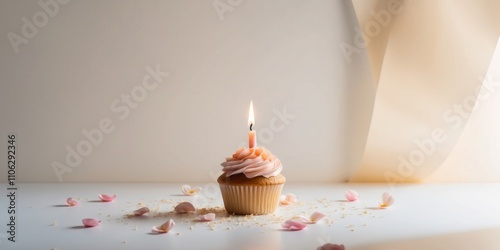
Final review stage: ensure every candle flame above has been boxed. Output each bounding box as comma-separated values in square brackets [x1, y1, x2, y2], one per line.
[248, 100, 254, 130]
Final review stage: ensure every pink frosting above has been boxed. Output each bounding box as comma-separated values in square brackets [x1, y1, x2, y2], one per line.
[221, 147, 282, 178]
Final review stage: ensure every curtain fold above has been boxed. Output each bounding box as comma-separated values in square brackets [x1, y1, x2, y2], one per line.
[349, 0, 500, 182]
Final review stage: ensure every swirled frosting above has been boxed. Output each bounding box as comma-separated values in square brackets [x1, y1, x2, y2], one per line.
[221, 147, 283, 178]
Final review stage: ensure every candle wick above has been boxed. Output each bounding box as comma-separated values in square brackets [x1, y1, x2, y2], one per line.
[250, 123, 253, 131]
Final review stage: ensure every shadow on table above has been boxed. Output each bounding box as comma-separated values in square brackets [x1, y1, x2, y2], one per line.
[353, 227, 500, 250]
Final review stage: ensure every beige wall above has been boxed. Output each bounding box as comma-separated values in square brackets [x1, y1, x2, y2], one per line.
[0, 0, 374, 182]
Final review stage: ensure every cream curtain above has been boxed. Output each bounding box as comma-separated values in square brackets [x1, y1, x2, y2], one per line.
[349, 0, 500, 182]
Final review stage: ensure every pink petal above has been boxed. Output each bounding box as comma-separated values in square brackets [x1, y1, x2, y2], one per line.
[66, 197, 79, 206]
[197, 213, 215, 222]
[98, 194, 116, 202]
[82, 218, 101, 227]
[297, 215, 312, 223]
[133, 207, 150, 216]
[280, 193, 297, 205]
[152, 219, 175, 233]
[174, 202, 196, 213]
[380, 192, 395, 208]
[297, 211, 326, 224]
[282, 220, 307, 231]
[317, 243, 345, 250]
[182, 185, 202, 196]
[344, 190, 359, 201]
[309, 211, 326, 223]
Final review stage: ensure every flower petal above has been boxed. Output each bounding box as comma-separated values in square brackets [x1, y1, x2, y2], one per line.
[133, 207, 150, 216]
[181, 185, 202, 196]
[296, 211, 326, 224]
[181, 185, 191, 195]
[98, 194, 116, 202]
[282, 220, 307, 231]
[309, 211, 326, 224]
[296, 215, 312, 223]
[66, 197, 79, 207]
[317, 243, 345, 250]
[174, 202, 196, 213]
[197, 213, 216, 222]
[344, 190, 359, 201]
[152, 219, 175, 233]
[279, 193, 297, 205]
[380, 192, 394, 208]
[82, 218, 101, 227]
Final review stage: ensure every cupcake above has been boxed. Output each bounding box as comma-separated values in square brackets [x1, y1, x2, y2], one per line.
[218, 101, 286, 215]
[218, 146, 285, 215]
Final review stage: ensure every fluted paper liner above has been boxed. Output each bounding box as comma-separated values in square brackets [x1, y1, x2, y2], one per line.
[219, 184, 283, 215]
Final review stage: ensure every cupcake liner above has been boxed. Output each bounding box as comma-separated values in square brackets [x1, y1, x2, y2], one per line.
[219, 184, 284, 215]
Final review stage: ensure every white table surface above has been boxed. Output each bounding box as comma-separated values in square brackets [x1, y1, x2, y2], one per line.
[1, 182, 500, 250]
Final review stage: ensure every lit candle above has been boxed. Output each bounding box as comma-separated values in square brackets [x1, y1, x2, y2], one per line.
[248, 101, 256, 148]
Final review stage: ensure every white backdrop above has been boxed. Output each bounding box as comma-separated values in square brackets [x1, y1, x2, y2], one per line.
[0, 0, 375, 182]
